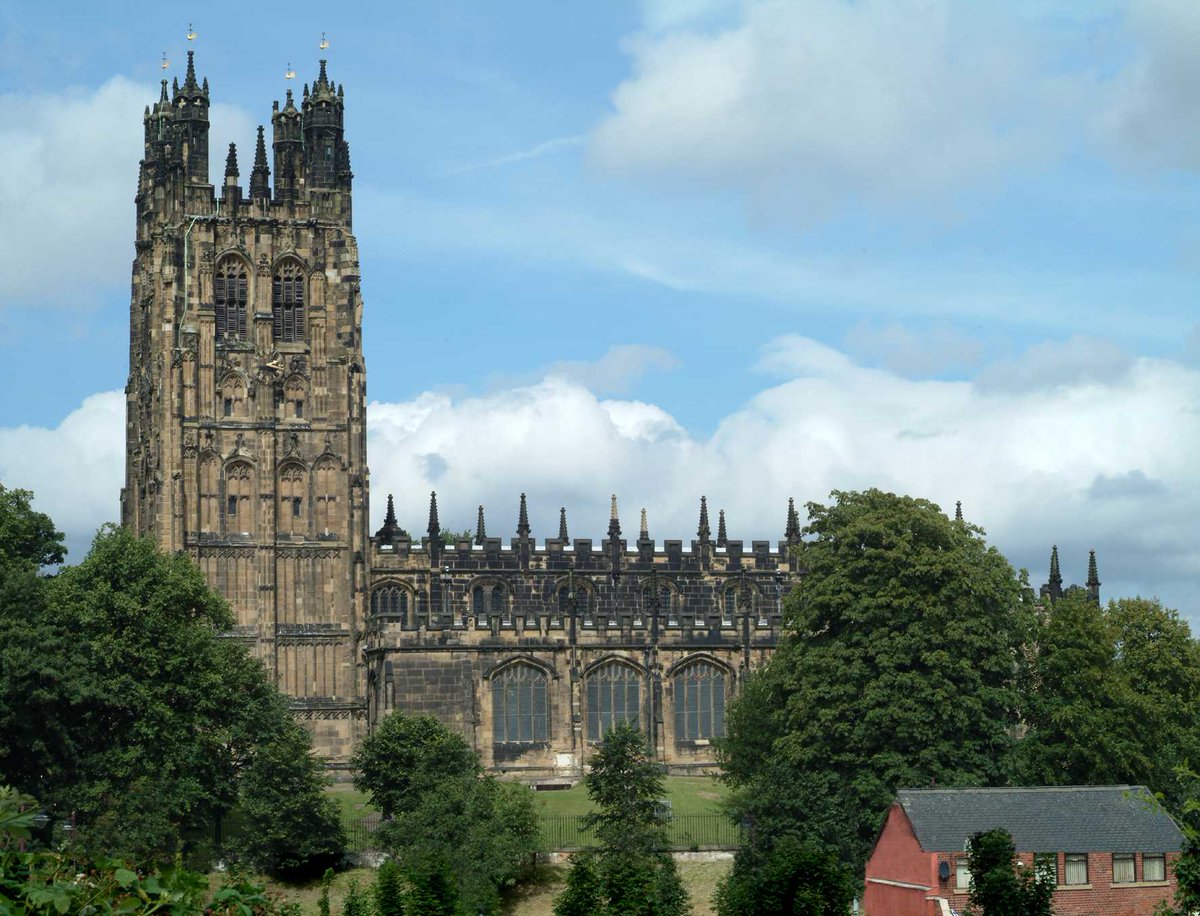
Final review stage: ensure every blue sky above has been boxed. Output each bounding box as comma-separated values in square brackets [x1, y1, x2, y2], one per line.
[1, 0, 1198, 617]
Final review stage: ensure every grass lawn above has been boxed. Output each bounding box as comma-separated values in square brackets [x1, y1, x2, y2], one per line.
[533, 775, 729, 818]
[326, 783, 376, 821]
[326, 776, 730, 821]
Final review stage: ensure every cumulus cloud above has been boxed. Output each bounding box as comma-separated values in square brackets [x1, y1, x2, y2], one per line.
[0, 77, 252, 312]
[367, 335, 1200, 618]
[3, 337, 1196, 619]
[0, 391, 124, 560]
[975, 335, 1133, 394]
[503, 344, 683, 396]
[591, 0, 1079, 217]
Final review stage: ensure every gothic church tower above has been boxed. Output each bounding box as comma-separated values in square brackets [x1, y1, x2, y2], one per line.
[122, 53, 368, 760]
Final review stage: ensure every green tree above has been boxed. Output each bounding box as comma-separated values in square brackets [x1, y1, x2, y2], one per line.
[554, 722, 690, 916]
[962, 829, 1053, 916]
[720, 489, 1030, 864]
[355, 711, 539, 914]
[714, 764, 857, 915]
[373, 859, 406, 916]
[0, 484, 65, 572]
[352, 712, 479, 818]
[225, 718, 346, 878]
[1016, 595, 1200, 816]
[0, 520, 340, 866]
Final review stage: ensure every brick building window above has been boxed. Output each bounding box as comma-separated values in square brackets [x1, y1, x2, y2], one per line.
[673, 660, 725, 741]
[1064, 853, 1088, 885]
[214, 258, 249, 340]
[586, 662, 640, 740]
[1113, 853, 1135, 884]
[272, 261, 305, 343]
[955, 857, 971, 890]
[1144, 854, 1166, 882]
[492, 663, 548, 744]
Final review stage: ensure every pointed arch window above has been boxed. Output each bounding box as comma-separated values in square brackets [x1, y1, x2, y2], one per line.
[492, 663, 548, 744]
[371, 585, 409, 621]
[224, 461, 255, 533]
[278, 464, 307, 535]
[214, 258, 249, 340]
[673, 660, 725, 741]
[272, 261, 305, 342]
[586, 662, 641, 741]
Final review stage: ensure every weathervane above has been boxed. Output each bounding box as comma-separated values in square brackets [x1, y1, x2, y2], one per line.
[285, 61, 296, 80]
[160, 50, 169, 70]
[187, 22, 197, 41]
[319, 31, 329, 50]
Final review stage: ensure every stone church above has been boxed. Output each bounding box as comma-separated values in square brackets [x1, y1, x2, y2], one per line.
[122, 53, 799, 778]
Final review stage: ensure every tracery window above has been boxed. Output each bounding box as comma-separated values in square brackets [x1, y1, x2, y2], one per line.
[492, 663, 548, 744]
[278, 464, 306, 535]
[586, 662, 641, 741]
[220, 374, 248, 418]
[198, 453, 220, 534]
[214, 258, 249, 340]
[272, 261, 305, 343]
[225, 461, 254, 532]
[313, 457, 340, 536]
[371, 585, 408, 620]
[673, 660, 725, 741]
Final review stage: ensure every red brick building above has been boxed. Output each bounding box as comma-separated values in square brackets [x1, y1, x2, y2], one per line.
[863, 786, 1183, 916]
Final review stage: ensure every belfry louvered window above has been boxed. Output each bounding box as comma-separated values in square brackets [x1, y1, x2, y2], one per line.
[214, 260, 248, 340]
[586, 663, 641, 740]
[272, 262, 305, 342]
[492, 664, 548, 744]
[673, 660, 725, 741]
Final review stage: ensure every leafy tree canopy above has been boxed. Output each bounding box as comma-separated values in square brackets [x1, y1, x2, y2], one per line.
[1016, 594, 1200, 818]
[0, 484, 65, 572]
[0, 519, 338, 870]
[720, 489, 1030, 863]
[962, 828, 1053, 916]
[555, 723, 690, 916]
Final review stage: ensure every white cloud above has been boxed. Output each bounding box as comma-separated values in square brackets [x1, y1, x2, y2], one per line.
[495, 344, 681, 396]
[975, 334, 1133, 394]
[367, 334, 1200, 618]
[0, 76, 252, 312]
[3, 336, 1196, 619]
[592, 0, 1079, 217]
[0, 391, 124, 560]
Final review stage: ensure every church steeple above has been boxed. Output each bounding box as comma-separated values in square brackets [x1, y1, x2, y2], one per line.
[785, 497, 801, 546]
[608, 495, 621, 539]
[516, 493, 531, 539]
[716, 509, 727, 548]
[427, 491, 440, 540]
[475, 505, 487, 545]
[1086, 549, 1101, 604]
[558, 507, 569, 543]
[697, 496, 711, 544]
[250, 125, 270, 200]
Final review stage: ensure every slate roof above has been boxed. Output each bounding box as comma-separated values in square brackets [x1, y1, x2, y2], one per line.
[896, 786, 1184, 854]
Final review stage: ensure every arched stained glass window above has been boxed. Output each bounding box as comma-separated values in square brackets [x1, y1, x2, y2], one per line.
[586, 662, 641, 741]
[214, 259, 248, 340]
[272, 261, 305, 342]
[673, 660, 725, 741]
[492, 663, 548, 744]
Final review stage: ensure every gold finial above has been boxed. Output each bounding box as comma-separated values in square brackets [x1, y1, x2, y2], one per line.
[319, 31, 330, 50]
[186, 23, 197, 41]
[284, 62, 296, 80]
[161, 50, 169, 70]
